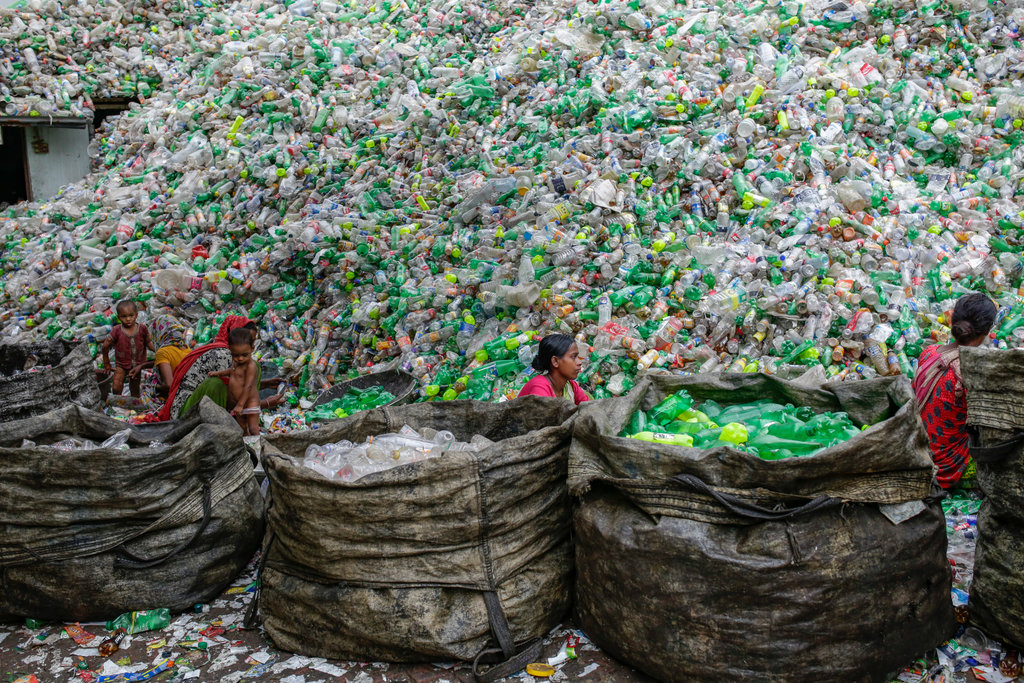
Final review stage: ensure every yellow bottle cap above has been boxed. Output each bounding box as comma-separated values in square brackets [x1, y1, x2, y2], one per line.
[526, 663, 555, 677]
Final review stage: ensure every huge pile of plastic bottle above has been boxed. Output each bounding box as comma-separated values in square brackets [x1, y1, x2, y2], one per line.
[3, 0, 1024, 415]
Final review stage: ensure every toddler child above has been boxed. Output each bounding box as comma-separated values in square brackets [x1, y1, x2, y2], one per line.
[208, 327, 261, 435]
[101, 300, 153, 398]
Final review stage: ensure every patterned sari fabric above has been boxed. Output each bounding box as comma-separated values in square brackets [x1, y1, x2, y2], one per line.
[150, 314, 188, 349]
[912, 344, 970, 488]
[171, 348, 233, 417]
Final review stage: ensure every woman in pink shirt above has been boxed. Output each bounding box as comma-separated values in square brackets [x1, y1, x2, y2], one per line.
[518, 334, 590, 405]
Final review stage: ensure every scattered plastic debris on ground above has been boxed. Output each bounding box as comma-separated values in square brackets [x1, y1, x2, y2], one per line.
[1, 494, 1017, 682]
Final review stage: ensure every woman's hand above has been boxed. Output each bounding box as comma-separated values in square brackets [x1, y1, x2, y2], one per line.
[262, 394, 285, 409]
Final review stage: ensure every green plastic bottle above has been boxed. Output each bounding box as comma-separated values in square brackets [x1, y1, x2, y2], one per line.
[648, 390, 694, 425]
[105, 608, 171, 635]
[630, 431, 694, 447]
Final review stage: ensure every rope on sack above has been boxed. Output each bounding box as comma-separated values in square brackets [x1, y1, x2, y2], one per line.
[115, 484, 212, 569]
[968, 427, 1024, 465]
[672, 474, 843, 522]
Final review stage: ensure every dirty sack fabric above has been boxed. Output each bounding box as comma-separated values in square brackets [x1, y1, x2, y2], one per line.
[257, 396, 576, 669]
[0, 341, 102, 423]
[569, 373, 955, 683]
[0, 398, 264, 621]
[960, 347, 1024, 650]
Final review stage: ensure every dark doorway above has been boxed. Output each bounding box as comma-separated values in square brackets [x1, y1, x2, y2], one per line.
[0, 126, 28, 206]
[93, 97, 137, 131]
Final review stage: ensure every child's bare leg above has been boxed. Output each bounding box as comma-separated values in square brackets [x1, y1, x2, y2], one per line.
[246, 412, 259, 435]
[112, 367, 127, 395]
[129, 372, 142, 398]
[241, 404, 261, 435]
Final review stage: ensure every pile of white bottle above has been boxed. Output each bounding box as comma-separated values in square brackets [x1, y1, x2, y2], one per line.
[302, 425, 494, 481]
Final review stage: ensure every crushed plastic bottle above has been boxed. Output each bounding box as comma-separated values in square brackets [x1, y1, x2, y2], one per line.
[301, 424, 493, 481]
[105, 608, 171, 635]
[1, 0, 1024, 414]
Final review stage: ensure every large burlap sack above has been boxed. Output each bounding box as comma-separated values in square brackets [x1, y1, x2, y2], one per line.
[569, 373, 955, 683]
[256, 397, 576, 679]
[0, 341, 101, 422]
[0, 398, 264, 621]
[960, 347, 1024, 649]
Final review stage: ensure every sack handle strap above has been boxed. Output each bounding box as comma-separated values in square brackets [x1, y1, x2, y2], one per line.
[483, 590, 515, 658]
[114, 484, 212, 569]
[672, 474, 842, 521]
[472, 639, 543, 683]
[469, 590, 542, 682]
[968, 427, 1024, 465]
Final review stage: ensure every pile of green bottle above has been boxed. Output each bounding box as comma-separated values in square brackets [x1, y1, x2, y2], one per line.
[306, 386, 395, 421]
[622, 390, 863, 460]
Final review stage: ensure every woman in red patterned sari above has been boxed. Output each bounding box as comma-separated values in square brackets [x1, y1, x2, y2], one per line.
[911, 293, 997, 488]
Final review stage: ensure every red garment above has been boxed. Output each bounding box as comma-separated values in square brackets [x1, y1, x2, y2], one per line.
[518, 374, 590, 405]
[914, 345, 969, 488]
[109, 323, 150, 369]
[154, 316, 253, 421]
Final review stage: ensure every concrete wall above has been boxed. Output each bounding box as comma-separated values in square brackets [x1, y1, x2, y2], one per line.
[26, 126, 90, 201]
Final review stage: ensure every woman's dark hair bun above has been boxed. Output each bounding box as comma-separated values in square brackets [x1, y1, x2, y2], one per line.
[951, 293, 997, 345]
[951, 320, 975, 343]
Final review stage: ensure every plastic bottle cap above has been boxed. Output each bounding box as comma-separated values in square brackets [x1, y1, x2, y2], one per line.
[525, 663, 555, 677]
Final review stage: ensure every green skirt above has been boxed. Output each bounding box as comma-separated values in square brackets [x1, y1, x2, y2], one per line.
[178, 366, 261, 418]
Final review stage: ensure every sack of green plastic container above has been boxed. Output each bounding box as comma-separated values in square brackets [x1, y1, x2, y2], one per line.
[0, 399, 264, 621]
[251, 397, 576, 680]
[960, 347, 1024, 650]
[569, 372, 955, 683]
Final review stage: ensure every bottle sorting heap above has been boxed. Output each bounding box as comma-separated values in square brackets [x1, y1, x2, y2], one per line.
[623, 389, 862, 459]
[302, 424, 494, 481]
[305, 386, 396, 421]
[1, 0, 1024, 411]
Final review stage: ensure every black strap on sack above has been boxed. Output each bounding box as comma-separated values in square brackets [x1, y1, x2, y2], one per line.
[672, 474, 842, 521]
[968, 427, 1024, 465]
[472, 639, 542, 683]
[471, 591, 542, 683]
[470, 586, 543, 682]
[114, 484, 212, 570]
